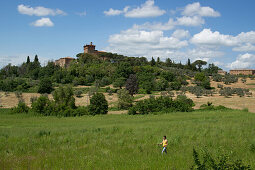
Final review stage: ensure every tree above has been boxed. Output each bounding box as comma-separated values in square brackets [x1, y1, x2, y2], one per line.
[156, 57, 161, 65]
[151, 57, 156, 66]
[117, 89, 133, 109]
[38, 78, 54, 94]
[194, 72, 211, 89]
[113, 77, 126, 89]
[125, 74, 139, 96]
[52, 86, 76, 109]
[26, 56, 30, 64]
[89, 93, 108, 115]
[192, 60, 207, 72]
[165, 58, 172, 67]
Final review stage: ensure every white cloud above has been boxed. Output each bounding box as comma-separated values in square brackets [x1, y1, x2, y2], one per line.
[104, 0, 165, 18]
[236, 31, 255, 44]
[104, 8, 124, 16]
[172, 29, 190, 39]
[31, 18, 54, 27]
[176, 16, 204, 26]
[125, 0, 166, 18]
[190, 29, 237, 47]
[228, 53, 255, 69]
[18, 4, 66, 16]
[233, 43, 255, 52]
[182, 2, 220, 17]
[106, 27, 188, 57]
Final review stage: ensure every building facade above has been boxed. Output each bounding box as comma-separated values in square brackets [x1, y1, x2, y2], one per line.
[229, 69, 255, 75]
[218, 70, 227, 75]
[55, 57, 75, 68]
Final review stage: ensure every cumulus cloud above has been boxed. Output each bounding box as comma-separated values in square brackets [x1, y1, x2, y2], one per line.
[18, 4, 66, 16]
[172, 29, 190, 39]
[104, 8, 125, 16]
[104, 0, 165, 18]
[176, 16, 204, 26]
[228, 53, 255, 69]
[106, 28, 188, 57]
[190, 29, 237, 47]
[233, 43, 255, 52]
[182, 2, 220, 17]
[31, 18, 54, 27]
[132, 16, 204, 32]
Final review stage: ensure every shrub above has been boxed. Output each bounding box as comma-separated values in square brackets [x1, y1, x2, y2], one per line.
[53, 86, 76, 109]
[191, 148, 251, 169]
[138, 88, 147, 94]
[194, 72, 211, 89]
[128, 95, 194, 115]
[117, 89, 133, 109]
[31, 96, 51, 114]
[89, 93, 108, 115]
[170, 81, 181, 90]
[74, 90, 83, 98]
[38, 78, 54, 94]
[12, 102, 29, 113]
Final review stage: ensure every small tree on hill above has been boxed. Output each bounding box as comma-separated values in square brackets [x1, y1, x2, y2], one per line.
[38, 78, 54, 94]
[117, 89, 133, 109]
[126, 74, 139, 96]
[89, 93, 108, 115]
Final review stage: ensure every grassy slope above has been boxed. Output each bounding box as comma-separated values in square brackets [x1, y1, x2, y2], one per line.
[0, 109, 254, 169]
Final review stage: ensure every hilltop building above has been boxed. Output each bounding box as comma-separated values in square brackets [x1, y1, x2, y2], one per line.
[84, 42, 105, 55]
[229, 69, 255, 75]
[218, 70, 227, 75]
[55, 42, 108, 68]
[55, 57, 75, 68]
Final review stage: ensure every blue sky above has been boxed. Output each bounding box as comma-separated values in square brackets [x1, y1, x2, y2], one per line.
[1, 0, 255, 70]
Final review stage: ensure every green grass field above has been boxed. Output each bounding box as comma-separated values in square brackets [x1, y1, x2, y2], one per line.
[0, 109, 254, 169]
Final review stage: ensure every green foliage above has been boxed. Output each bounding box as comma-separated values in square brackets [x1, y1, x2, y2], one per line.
[169, 81, 182, 90]
[194, 72, 211, 89]
[31, 96, 51, 114]
[191, 148, 251, 169]
[128, 95, 194, 115]
[117, 89, 133, 109]
[12, 102, 29, 113]
[113, 77, 126, 89]
[125, 74, 139, 96]
[38, 78, 53, 94]
[53, 86, 76, 109]
[89, 93, 108, 115]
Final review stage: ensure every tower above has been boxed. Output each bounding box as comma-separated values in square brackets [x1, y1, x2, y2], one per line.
[84, 42, 96, 54]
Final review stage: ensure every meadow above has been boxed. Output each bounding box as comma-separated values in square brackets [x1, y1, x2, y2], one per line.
[0, 109, 255, 169]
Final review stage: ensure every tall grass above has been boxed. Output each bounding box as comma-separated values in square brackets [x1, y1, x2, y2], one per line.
[0, 109, 254, 169]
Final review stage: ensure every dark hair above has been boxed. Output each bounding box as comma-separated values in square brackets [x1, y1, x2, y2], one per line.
[163, 135, 166, 138]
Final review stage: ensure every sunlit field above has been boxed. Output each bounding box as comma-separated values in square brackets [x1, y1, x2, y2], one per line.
[0, 109, 254, 169]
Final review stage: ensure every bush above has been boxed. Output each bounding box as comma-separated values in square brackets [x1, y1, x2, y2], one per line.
[12, 102, 29, 113]
[191, 148, 251, 169]
[38, 78, 54, 94]
[128, 95, 194, 115]
[31, 96, 51, 114]
[138, 88, 147, 94]
[170, 81, 181, 90]
[117, 89, 133, 109]
[74, 90, 83, 98]
[89, 93, 108, 115]
[194, 72, 211, 89]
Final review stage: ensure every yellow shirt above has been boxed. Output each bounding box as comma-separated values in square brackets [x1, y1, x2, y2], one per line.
[162, 139, 168, 147]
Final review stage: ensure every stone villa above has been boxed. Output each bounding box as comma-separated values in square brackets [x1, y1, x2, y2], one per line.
[55, 42, 106, 67]
[55, 57, 75, 68]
